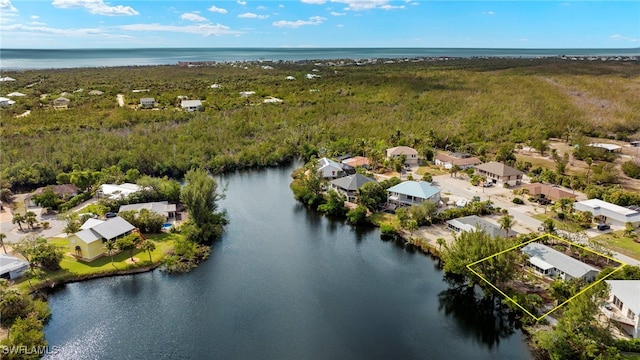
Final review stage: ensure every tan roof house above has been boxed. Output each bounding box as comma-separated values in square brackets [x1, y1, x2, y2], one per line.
[386, 146, 418, 166]
[341, 156, 371, 168]
[68, 216, 136, 261]
[522, 183, 577, 202]
[53, 96, 70, 109]
[474, 161, 524, 186]
[434, 152, 482, 170]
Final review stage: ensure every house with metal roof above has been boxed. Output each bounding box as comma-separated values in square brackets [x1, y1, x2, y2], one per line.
[181, 99, 203, 112]
[386, 146, 419, 166]
[446, 215, 518, 238]
[97, 183, 141, 200]
[474, 161, 524, 186]
[603, 280, 640, 338]
[119, 201, 177, 219]
[573, 199, 640, 227]
[587, 143, 622, 153]
[0, 254, 29, 280]
[387, 181, 440, 206]
[318, 157, 345, 179]
[140, 97, 155, 108]
[68, 216, 136, 261]
[330, 174, 376, 202]
[522, 183, 577, 202]
[521, 243, 599, 282]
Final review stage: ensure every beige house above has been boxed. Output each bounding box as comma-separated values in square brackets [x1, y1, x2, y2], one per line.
[434, 152, 481, 170]
[474, 161, 524, 186]
[386, 146, 418, 166]
[522, 183, 577, 202]
[53, 96, 70, 109]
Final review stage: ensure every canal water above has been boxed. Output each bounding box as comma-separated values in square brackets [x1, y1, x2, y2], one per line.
[43, 163, 533, 359]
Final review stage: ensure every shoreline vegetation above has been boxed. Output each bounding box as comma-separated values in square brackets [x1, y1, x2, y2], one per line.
[1, 57, 639, 358]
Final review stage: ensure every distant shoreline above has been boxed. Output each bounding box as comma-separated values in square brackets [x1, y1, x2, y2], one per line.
[1, 47, 638, 71]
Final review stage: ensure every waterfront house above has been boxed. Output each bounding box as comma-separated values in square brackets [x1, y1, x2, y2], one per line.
[522, 183, 577, 203]
[0, 254, 29, 280]
[119, 201, 177, 219]
[68, 216, 136, 261]
[330, 174, 377, 202]
[140, 97, 155, 108]
[603, 280, 640, 338]
[318, 157, 345, 179]
[474, 161, 523, 186]
[387, 181, 440, 206]
[53, 96, 70, 110]
[573, 199, 640, 227]
[521, 242, 599, 282]
[386, 146, 419, 166]
[24, 184, 79, 208]
[181, 99, 203, 112]
[341, 156, 371, 169]
[97, 183, 141, 200]
[434, 152, 481, 170]
[446, 215, 518, 238]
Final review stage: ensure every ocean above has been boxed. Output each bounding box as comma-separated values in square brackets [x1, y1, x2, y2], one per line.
[1, 47, 639, 70]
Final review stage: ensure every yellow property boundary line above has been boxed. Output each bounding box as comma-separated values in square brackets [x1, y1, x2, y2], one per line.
[466, 233, 626, 321]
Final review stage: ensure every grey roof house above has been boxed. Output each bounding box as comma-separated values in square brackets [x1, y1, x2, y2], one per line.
[0, 254, 29, 280]
[68, 216, 136, 261]
[521, 242, 599, 282]
[119, 201, 177, 219]
[474, 161, 524, 186]
[330, 174, 377, 202]
[140, 97, 155, 108]
[446, 215, 518, 238]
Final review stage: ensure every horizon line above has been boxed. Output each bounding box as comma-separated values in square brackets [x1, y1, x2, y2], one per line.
[2, 46, 640, 51]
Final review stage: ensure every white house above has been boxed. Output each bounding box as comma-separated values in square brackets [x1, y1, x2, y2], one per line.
[603, 280, 640, 338]
[6, 92, 26, 97]
[97, 183, 141, 199]
[119, 201, 177, 219]
[317, 157, 344, 179]
[573, 199, 640, 227]
[521, 243, 599, 282]
[587, 143, 622, 153]
[474, 161, 524, 186]
[0, 254, 29, 280]
[386, 146, 419, 166]
[446, 215, 518, 238]
[387, 181, 440, 206]
[0, 97, 16, 106]
[140, 97, 155, 108]
[285, 76, 295, 80]
[181, 99, 203, 112]
[0, 77, 16, 82]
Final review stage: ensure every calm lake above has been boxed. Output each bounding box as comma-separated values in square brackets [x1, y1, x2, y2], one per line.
[43, 163, 534, 359]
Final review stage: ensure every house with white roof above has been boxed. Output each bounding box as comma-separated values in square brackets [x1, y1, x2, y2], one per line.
[603, 280, 640, 338]
[119, 201, 177, 219]
[68, 216, 136, 261]
[181, 99, 203, 112]
[573, 199, 640, 227]
[6, 92, 26, 97]
[330, 174, 377, 202]
[446, 215, 518, 238]
[140, 97, 155, 108]
[97, 183, 141, 200]
[588, 143, 622, 153]
[387, 181, 440, 206]
[0, 77, 16, 82]
[317, 157, 345, 179]
[0, 254, 29, 280]
[386, 146, 419, 166]
[53, 96, 70, 109]
[521, 242, 600, 282]
[0, 97, 16, 106]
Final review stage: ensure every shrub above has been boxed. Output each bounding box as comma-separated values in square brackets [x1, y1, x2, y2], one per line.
[621, 160, 640, 179]
[346, 205, 368, 225]
[380, 224, 398, 238]
[512, 197, 524, 205]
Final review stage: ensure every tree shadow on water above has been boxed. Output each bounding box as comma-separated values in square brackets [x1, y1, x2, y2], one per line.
[437, 280, 518, 350]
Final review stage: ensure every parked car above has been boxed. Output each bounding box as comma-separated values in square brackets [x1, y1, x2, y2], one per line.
[105, 212, 117, 218]
[597, 223, 610, 231]
[537, 198, 551, 205]
[483, 181, 494, 187]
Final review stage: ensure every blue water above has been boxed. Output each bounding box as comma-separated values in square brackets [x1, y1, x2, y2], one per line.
[162, 223, 172, 229]
[1, 47, 638, 70]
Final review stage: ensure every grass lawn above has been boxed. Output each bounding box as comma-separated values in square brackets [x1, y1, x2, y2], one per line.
[621, 353, 640, 360]
[532, 213, 586, 233]
[416, 165, 448, 176]
[369, 212, 400, 228]
[16, 233, 179, 291]
[592, 231, 640, 260]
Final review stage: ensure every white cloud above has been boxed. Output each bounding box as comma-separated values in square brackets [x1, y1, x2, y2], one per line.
[610, 34, 638, 42]
[0, 0, 17, 12]
[410, 2, 418, 5]
[273, 15, 326, 28]
[331, 0, 389, 11]
[52, 0, 139, 16]
[380, 4, 404, 10]
[301, 0, 326, 3]
[330, 11, 346, 16]
[120, 23, 241, 36]
[2, 23, 103, 37]
[238, 12, 269, 19]
[237, 0, 247, 5]
[481, 11, 495, 15]
[208, 5, 228, 14]
[31, 21, 47, 26]
[31, 15, 39, 20]
[279, 4, 285, 8]
[181, 13, 207, 22]
[336, 24, 343, 27]
[257, 5, 266, 10]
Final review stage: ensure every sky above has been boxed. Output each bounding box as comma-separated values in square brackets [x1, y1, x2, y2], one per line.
[0, 0, 638, 49]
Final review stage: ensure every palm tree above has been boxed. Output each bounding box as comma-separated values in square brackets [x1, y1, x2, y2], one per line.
[449, 164, 461, 178]
[499, 214, 516, 237]
[141, 240, 156, 263]
[104, 240, 116, 267]
[24, 211, 38, 230]
[624, 222, 635, 238]
[12, 213, 25, 231]
[0, 233, 7, 254]
[436, 237, 446, 251]
[542, 218, 556, 234]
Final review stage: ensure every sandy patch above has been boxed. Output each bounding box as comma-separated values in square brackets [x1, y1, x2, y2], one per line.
[125, 257, 140, 265]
